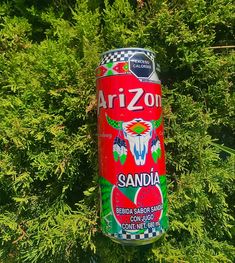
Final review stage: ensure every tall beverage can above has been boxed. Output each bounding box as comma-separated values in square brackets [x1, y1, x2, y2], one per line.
[96, 48, 169, 245]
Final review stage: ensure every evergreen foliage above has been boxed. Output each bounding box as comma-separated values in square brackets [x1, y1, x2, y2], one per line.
[0, 0, 234, 262]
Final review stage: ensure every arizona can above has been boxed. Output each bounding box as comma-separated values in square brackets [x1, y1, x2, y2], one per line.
[96, 48, 169, 245]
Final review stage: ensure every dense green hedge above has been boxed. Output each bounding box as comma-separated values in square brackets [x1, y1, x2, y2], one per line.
[0, 0, 234, 262]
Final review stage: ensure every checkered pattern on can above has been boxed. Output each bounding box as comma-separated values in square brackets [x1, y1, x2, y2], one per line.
[109, 228, 163, 240]
[100, 49, 155, 65]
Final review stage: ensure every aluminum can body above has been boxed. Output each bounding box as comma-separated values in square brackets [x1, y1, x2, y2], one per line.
[96, 48, 169, 245]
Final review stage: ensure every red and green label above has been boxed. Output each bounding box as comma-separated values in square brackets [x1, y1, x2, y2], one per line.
[97, 49, 169, 242]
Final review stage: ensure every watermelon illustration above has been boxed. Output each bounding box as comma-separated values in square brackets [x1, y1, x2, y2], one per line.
[111, 185, 163, 230]
[111, 186, 138, 225]
[135, 185, 163, 223]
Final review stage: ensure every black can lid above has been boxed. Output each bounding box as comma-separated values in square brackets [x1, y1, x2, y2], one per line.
[99, 47, 159, 71]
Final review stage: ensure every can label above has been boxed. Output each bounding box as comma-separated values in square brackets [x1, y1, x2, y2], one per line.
[96, 49, 168, 242]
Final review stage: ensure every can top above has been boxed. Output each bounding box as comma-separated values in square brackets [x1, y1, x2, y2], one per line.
[101, 47, 155, 57]
[99, 47, 157, 67]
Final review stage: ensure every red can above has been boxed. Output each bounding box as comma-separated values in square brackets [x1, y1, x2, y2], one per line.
[96, 48, 168, 245]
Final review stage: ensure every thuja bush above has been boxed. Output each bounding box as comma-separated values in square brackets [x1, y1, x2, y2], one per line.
[0, 0, 234, 262]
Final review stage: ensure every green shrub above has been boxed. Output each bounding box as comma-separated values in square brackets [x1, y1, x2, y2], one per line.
[0, 0, 234, 262]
